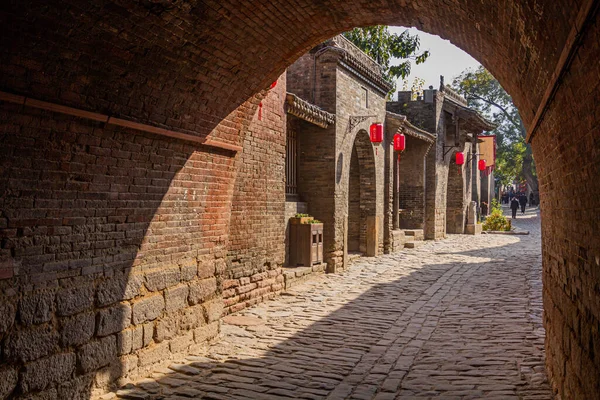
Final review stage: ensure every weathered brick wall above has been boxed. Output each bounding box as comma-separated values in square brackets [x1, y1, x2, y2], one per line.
[446, 144, 471, 233]
[0, 0, 578, 149]
[334, 68, 387, 263]
[383, 130, 394, 253]
[533, 10, 600, 398]
[289, 46, 387, 271]
[286, 53, 315, 104]
[224, 74, 287, 314]
[398, 137, 429, 230]
[348, 147, 361, 252]
[389, 93, 448, 240]
[426, 96, 450, 240]
[287, 51, 340, 271]
[390, 93, 438, 133]
[296, 120, 337, 268]
[0, 102, 237, 398]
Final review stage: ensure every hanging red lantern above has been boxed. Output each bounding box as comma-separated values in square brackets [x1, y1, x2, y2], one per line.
[455, 152, 464, 166]
[270, 80, 278, 89]
[393, 133, 406, 152]
[455, 152, 464, 175]
[478, 159, 486, 171]
[369, 123, 384, 155]
[370, 123, 383, 144]
[393, 133, 405, 162]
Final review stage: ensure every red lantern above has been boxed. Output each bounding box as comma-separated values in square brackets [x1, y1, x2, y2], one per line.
[369, 123, 383, 155]
[393, 133, 406, 152]
[393, 133, 405, 162]
[454, 152, 464, 175]
[370, 123, 383, 144]
[478, 159, 486, 171]
[270, 80, 278, 89]
[455, 152, 464, 165]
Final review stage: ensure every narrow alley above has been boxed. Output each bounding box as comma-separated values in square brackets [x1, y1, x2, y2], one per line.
[108, 207, 552, 400]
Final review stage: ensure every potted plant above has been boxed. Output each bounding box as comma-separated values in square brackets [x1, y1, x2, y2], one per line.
[290, 213, 314, 225]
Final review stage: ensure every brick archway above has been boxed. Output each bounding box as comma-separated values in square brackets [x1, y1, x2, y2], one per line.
[1, 1, 600, 397]
[446, 151, 469, 234]
[0, 1, 582, 140]
[348, 129, 377, 254]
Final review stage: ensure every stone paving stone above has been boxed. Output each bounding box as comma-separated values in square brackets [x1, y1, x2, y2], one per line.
[102, 208, 552, 399]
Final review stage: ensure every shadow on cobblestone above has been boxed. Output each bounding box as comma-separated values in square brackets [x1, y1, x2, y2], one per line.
[109, 210, 552, 399]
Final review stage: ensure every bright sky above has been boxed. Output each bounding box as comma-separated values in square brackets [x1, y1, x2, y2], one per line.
[388, 27, 481, 99]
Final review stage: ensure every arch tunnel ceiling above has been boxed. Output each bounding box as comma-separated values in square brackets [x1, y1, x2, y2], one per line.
[0, 0, 576, 137]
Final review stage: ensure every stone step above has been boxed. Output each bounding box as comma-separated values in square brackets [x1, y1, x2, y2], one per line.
[403, 229, 424, 241]
[404, 241, 426, 249]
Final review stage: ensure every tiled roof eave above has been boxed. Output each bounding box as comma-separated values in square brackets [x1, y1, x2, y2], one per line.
[285, 93, 335, 128]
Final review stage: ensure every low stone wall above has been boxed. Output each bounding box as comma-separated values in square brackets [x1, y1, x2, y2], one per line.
[283, 264, 326, 290]
[222, 269, 285, 315]
[390, 230, 407, 252]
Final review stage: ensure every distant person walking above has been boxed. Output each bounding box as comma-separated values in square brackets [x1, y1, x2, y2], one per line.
[519, 193, 527, 214]
[510, 196, 520, 219]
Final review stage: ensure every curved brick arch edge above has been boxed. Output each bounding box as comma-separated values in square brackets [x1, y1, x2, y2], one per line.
[348, 129, 378, 254]
[0, 1, 599, 398]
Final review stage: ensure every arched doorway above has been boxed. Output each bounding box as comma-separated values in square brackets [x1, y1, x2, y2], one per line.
[347, 130, 377, 255]
[446, 151, 468, 234]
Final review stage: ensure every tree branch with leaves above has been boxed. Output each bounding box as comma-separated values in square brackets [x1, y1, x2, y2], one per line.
[452, 66, 537, 192]
[343, 26, 430, 97]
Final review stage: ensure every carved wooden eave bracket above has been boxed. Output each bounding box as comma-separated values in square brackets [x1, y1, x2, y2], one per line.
[443, 97, 498, 133]
[285, 93, 335, 128]
[385, 111, 436, 144]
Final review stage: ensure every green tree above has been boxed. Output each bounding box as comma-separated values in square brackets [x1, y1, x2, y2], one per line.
[343, 26, 430, 97]
[451, 66, 538, 193]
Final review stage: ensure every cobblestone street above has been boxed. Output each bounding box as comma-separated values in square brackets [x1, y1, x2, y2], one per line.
[109, 207, 552, 400]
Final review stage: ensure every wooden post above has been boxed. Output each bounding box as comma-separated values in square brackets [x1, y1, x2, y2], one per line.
[366, 216, 378, 257]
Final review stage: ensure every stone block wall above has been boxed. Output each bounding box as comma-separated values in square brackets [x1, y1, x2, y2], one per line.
[390, 230, 407, 252]
[0, 102, 238, 398]
[224, 74, 287, 314]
